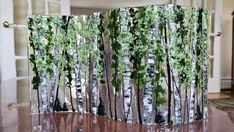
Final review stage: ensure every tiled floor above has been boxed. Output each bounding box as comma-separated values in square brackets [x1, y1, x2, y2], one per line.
[1, 78, 234, 132]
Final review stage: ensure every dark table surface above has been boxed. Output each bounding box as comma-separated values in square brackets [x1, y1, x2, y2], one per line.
[0, 79, 234, 132]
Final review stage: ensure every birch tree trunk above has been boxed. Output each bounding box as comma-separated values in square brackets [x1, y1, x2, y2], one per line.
[172, 70, 182, 124]
[102, 13, 113, 118]
[189, 70, 196, 123]
[122, 73, 133, 123]
[163, 6, 173, 124]
[38, 35, 49, 113]
[49, 24, 61, 112]
[189, 9, 198, 123]
[49, 44, 59, 112]
[167, 7, 182, 123]
[203, 58, 208, 119]
[91, 54, 99, 114]
[88, 51, 93, 113]
[40, 69, 49, 113]
[202, 10, 209, 119]
[119, 7, 133, 123]
[143, 23, 157, 125]
[73, 35, 84, 113]
[91, 13, 100, 114]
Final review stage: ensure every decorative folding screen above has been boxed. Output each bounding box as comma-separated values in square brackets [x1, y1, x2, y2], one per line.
[28, 5, 209, 125]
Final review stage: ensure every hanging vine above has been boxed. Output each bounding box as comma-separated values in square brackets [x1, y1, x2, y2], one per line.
[108, 9, 123, 120]
[172, 6, 192, 87]
[197, 9, 209, 119]
[97, 14, 106, 84]
[158, 5, 173, 124]
[153, 6, 167, 125]
[44, 17, 54, 78]
[28, 17, 41, 113]
[109, 9, 122, 92]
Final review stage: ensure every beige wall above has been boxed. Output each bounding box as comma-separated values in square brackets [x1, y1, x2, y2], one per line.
[70, 0, 204, 9]
[221, 0, 234, 79]
[70, 0, 200, 15]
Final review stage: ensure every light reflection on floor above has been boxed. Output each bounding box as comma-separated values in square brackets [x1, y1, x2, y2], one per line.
[0, 78, 234, 132]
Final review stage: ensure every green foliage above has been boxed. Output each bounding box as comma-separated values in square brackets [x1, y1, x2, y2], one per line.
[77, 44, 92, 62]
[28, 16, 67, 89]
[196, 9, 209, 89]
[29, 54, 40, 90]
[89, 13, 106, 85]
[73, 16, 92, 87]
[44, 17, 54, 78]
[118, 8, 132, 74]
[97, 14, 106, 84]
[129, 7, 151, 87]
[28, 16, 43, 90]
[169, 6, 193, 87]
[28, 5, 209, 109]
[153, 6, 167, 106]
[109, 9, 122, 91]
[59, 16, 75, 89]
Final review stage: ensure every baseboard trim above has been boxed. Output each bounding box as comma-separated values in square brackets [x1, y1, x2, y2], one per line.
[221, 77, 232, 89]
[221, 88, 231, 92]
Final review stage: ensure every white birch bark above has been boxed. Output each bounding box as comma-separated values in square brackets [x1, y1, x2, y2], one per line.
[189, 57, 196, 123]
[75, 17, 87, 113]
[168, 6, 182, 123]
[91, 60, 99, 114]
[40, 69, 49, 113]
[172, 70, 182, 124]
[202, 10, 209, 119]
[203, 58, 208, 119]
[189, 9, 198, 123]
[119, 8, 133, 123]
[122, 74, 133, 123]
[49, 24, 60, 112]
[143, 23, 157, 125]
[39, 34, 49, 113]
[49, 44, 59, 112]
[73, 41, 84, 113]
[91, 13, 100, 114]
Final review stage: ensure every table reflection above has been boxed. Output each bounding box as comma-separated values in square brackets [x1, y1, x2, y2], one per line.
[30, 112, 207, 132]
[1, 79, 234, 132]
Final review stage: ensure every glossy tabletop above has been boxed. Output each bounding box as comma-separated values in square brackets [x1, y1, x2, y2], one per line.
[0, 79, 234, 132]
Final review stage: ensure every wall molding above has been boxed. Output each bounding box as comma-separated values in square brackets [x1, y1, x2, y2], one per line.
[221, 76, 232, 89]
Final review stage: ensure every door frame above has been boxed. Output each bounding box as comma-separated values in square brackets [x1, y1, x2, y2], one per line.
[207, 0, 222, 93]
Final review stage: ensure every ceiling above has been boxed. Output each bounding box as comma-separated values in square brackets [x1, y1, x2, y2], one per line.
[71, 0, 170, 9]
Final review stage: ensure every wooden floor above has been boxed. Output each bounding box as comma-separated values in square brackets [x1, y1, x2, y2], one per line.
[208, 92, 234, 99]
[1, 78, 234, 132]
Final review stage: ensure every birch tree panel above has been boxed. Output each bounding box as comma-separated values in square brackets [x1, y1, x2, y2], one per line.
[28, 4, 209, 125]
